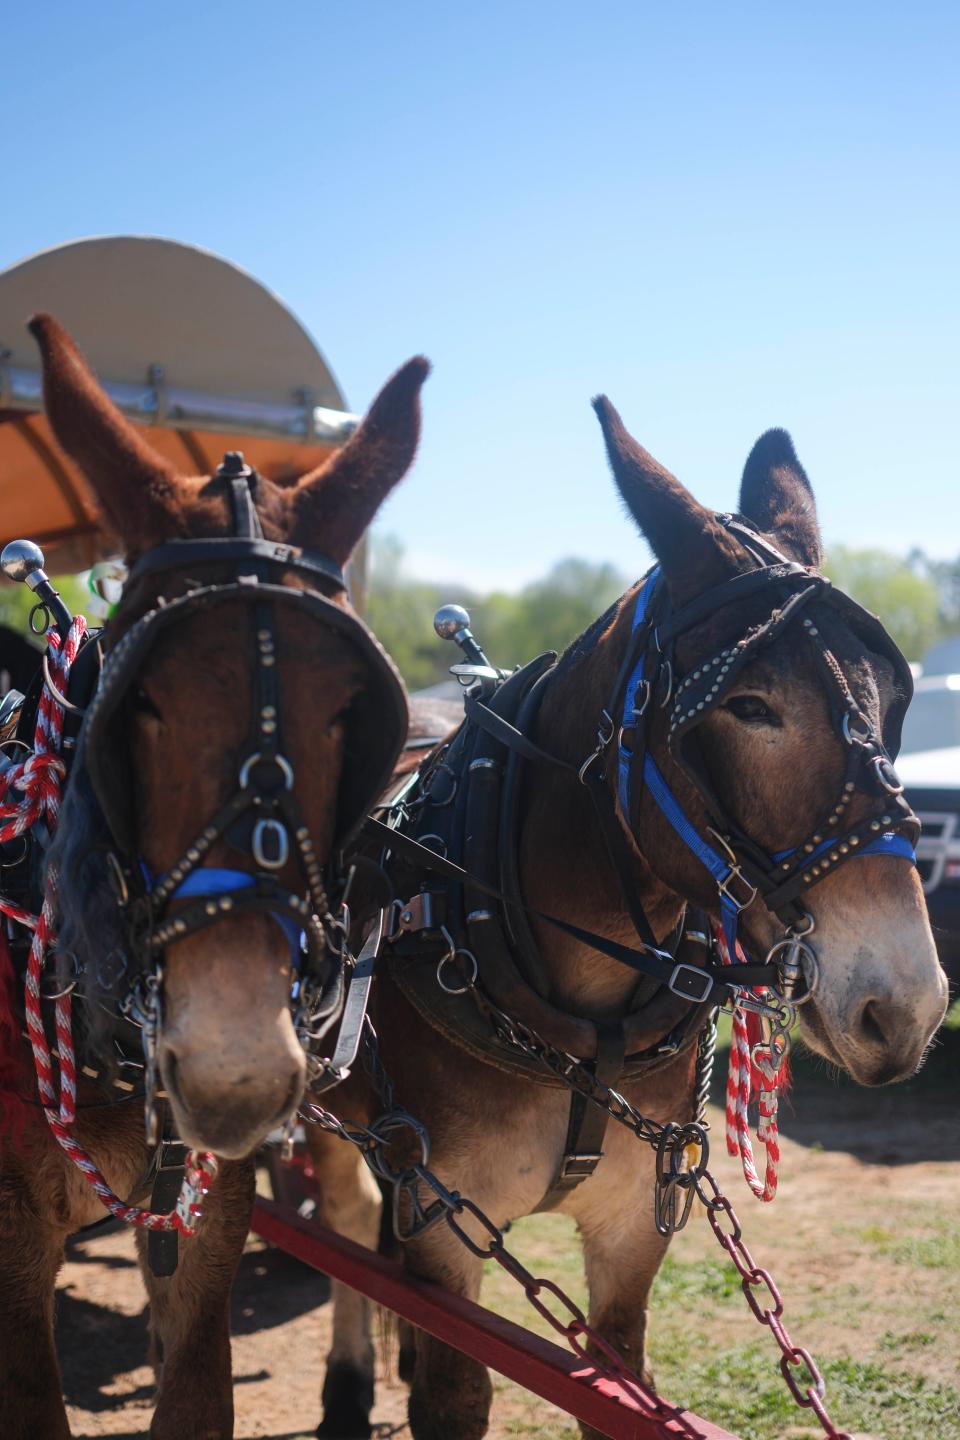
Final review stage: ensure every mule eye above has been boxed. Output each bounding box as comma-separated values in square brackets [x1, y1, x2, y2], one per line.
[725, 694, 779, 725]
[133, 687, 163, 721]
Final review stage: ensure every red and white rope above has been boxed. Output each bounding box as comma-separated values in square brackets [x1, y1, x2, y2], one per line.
[0, 618, 216, 1233]
[713, 922, 785, 1202]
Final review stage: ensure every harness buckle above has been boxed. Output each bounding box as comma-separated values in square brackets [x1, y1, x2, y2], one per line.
[842, 710, 874, 747]
[707, 828, 759, 912]
[558, 1152, 603, 1180]
[716, 867, 759, 912]
[667, 962, 714, 1003]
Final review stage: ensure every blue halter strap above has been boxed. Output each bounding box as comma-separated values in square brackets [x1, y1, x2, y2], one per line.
[616, 569, 917, 958]
[140, 863, 305, 964]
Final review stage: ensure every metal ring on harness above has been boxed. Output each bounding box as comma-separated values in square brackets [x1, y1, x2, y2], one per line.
[239, 751, 294, 790]
[764, 937, 820, 1005]
[41, 948, 82, 1000]
[0, 834, 29, 867]
[842, 710, 873, 746]
[436, 929, 479, 995]
[871, 754, 904, 795]
[0, 738, 32, 759]
[252, 817, 290, 870]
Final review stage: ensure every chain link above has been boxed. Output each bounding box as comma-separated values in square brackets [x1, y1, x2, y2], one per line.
[299, 995, 852, 1439]
[300, 1089, 708, 1440]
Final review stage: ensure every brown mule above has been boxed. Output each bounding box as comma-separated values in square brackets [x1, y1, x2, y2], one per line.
[0, 313, 428, 1440]
[307, 404, 948, 1440]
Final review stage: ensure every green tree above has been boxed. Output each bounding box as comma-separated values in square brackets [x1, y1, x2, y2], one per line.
[365, 538, 627, 691]
[907, 548, 960, 635]
[0, 573, 91, 643]
[823, 546, 941, 661]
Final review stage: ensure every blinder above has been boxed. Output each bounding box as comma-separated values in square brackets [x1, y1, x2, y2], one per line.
[611, 514, 920, 935]
[82, 579, 406, 862]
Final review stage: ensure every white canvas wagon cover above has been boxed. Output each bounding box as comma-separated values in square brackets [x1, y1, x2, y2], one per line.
[0, 236, 357, 571]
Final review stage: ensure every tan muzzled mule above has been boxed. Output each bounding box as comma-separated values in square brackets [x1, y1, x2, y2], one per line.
[306, 404, 947, 1440]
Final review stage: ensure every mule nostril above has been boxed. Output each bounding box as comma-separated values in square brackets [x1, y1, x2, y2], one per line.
[858, 998, 891, 1049]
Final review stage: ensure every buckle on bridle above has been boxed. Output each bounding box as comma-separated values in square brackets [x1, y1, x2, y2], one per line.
[716, 867, 758, 911]
[707, 828, 759, 911]
[870, 753, 904, 796]
[842, 709, 874, 746]
[667, 962, 714, 1003]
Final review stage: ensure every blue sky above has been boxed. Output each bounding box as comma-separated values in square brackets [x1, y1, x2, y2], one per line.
[3, 2, 957, 589]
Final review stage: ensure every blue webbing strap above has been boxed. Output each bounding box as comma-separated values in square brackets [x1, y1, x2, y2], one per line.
[641, 753, 745, 953]
[141, 863, 305, 961]
[617, 568, 661, 819]
[772, 834, 916, 865]
[641, 754, 916, 956]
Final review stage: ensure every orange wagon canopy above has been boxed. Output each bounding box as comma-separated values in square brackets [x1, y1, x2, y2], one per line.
[0, 236, 358, 573]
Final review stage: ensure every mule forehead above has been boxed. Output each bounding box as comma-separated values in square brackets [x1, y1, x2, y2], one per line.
[139, 602, 368, 706]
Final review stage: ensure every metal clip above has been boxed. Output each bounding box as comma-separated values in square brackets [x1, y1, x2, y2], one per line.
[654, 1122, 709, 1236]
[578, 710, 615, 783]
[395, 892, 437, 933]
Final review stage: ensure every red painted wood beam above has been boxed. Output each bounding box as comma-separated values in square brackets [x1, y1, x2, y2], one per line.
[251, 1197, 739, 1440]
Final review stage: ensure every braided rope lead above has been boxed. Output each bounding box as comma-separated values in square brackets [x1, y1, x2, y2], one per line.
[713, 922, 781, 1202]
[2, 618, 217, 1235]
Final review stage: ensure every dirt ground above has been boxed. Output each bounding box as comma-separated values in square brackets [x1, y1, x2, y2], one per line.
[57, 1022, 960, 1440]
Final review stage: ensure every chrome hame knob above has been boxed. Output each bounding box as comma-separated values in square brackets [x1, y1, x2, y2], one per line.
[1, 539, 74, 638]
[1, 539, 47, 588]
[433, 603, 493, 671]
[433, 604, 472, 641]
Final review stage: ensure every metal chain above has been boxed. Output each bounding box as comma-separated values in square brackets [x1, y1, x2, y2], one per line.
[298, 1093, 708, 1440]
[299, 996, 852, 1440]
[465, 985, 851, 1437]
[692, 1008, 718, 1126]
[466, 983, 710, 1184]
[692, 1170, 851, 1438]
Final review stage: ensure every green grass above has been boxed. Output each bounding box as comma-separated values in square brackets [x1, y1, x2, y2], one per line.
[652, 1252, 741, 1305]
[858, 1221, 960, 1270]
[480, 1207, 959, 1440]
[655, 1348, 960, 1440]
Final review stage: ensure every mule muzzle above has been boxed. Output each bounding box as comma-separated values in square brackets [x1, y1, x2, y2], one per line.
[158, 1034, 305, 1159]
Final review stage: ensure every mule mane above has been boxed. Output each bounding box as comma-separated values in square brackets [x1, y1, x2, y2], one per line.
[48, 753, 129, 1062]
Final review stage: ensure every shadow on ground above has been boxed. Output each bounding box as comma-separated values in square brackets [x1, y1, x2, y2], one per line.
[58, 1238, 329, 1417]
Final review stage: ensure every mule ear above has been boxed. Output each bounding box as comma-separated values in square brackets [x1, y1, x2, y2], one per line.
[592, 395, 742, 603]
[739, 428, 822, 567]
[292, 356, 430, 564]
[28, 313, 183, 554]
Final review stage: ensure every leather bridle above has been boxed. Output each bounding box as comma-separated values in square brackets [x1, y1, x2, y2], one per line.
[580, 514, 919, 997]
[78, 453, 407, 1016]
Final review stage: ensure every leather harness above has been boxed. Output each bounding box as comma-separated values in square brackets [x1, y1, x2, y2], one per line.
[1, 453, 409, 1270]
[363, 514, 919, 1205]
